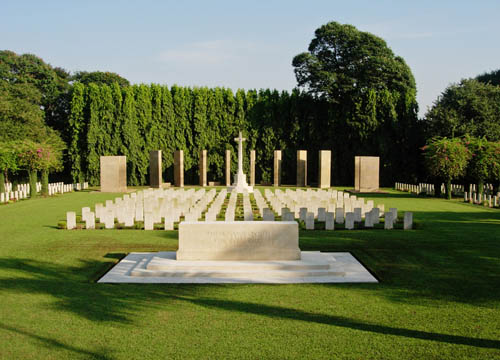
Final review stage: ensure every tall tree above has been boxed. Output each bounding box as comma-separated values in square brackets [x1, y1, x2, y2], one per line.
[424, 79, 500, 141]
[67, 82, 86, 182]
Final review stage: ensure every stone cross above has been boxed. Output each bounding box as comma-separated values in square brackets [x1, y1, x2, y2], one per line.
[235, 131, 246, 175]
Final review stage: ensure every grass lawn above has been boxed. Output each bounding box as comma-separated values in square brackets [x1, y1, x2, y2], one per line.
[0, 187, 499, 359]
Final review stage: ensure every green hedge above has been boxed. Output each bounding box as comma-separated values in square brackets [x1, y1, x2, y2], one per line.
[67, 84, 420, 186]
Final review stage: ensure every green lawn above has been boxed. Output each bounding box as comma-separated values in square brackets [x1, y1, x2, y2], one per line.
[0, 188, 499, 359]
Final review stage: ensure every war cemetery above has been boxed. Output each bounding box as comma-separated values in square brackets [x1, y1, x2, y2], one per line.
[1, 9, 500, 360]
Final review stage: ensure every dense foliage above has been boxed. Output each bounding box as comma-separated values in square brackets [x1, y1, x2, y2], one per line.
[65, 83, 420, 186]
[424, 79, 500, 141]
[71, 71, 130, 87]
[292, 21, 421, 185]
[423, 137, 471, 199]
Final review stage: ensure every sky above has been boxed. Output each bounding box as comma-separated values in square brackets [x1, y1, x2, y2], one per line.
[2, 0, 499, 117]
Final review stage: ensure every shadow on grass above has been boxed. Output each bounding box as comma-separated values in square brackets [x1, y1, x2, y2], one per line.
[182, 296, 500, 350]
[300, 209, 500, 305]
[0, 323, 113, 359]
[0, 255, 498, 352]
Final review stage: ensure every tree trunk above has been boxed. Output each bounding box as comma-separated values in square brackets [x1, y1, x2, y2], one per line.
[29, 169, 38, 198]
[478, 179, 484, 195]
[434, 179, 442, 198]
[0, 171, 5, 194]
[41, 169, 49, 196]
[446, 179, 452, 200]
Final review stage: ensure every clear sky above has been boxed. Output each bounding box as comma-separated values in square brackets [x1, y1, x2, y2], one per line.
[2, 0, 499, 117]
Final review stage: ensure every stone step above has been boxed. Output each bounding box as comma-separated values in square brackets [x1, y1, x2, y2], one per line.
[98, 251, 378, 284]
[131, 268, 345, 278]
[147, 258, 331, 271]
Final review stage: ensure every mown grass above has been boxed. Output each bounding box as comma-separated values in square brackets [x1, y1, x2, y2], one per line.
[0, 187, 499, 359]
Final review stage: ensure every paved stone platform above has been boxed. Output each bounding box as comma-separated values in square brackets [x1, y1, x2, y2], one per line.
[98, 251, 378, 284]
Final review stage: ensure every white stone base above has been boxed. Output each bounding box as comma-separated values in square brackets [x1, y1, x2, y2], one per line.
[98, 251, 378, 284]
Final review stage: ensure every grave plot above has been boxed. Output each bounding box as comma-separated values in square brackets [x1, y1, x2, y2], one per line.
[1, 181, 88, 204]
[60, 187, 414, 231]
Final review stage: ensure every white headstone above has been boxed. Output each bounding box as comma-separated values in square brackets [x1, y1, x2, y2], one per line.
[384, 212, 394, 230]
[85, 212, 95, 229]
[403, 212, 413, 230]
[66, 211, 76, 230]
[325, 212, 335, 230]
[345, 212, 355, 230]
[305, 212, 315, 230]
[335, 208, 344, 224]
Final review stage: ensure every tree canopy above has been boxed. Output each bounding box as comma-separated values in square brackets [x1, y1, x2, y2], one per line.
[424, 79, 500, 141]
[292, 21, 416, 103]
[71, 71, 130, 87]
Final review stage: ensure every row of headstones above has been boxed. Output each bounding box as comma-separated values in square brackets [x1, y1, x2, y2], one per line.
[66, 188, 216, 230]
[259, 202, 413, 231]
[263, 188, 384, 219]
[395, 182, 464, 195]
[396, 182, 498, 196]
[1, 182, 88, 203]
[224, 191, 238, 221]
[465, 192, 500, 207]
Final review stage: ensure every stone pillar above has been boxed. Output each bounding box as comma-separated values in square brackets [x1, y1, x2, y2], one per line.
[273, 150, 282, 187]
[354, 156, 380, 192]
[296, 150, 307, 187]
[149, 150, 162, 188]
[318, 150, 331, 189]
[174, 150, 184, 187]
[199, 150, 207, 187]
[100, 156, 127, 192]
[250, 150, 256, 186]
[225, 150, 231, 186]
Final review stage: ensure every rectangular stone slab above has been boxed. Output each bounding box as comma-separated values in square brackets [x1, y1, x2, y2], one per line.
[177, 221, 300, 261]
[100, 156, 127, 192]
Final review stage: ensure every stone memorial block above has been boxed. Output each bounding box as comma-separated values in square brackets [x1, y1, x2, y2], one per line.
[177, 221, 300, 260]
[85, 212, 95, 229]
[305, 212, 315, 230]
[174, 150, 184, 187]
[325, 212, 335, 230]
[149, 150, 162, 188]
[199, 150, 207, 187]
[100, 156, 127, 192]
[273, 150, 282, 187]
[384, 212, 394, 229]
[66, 211, 76, 230]
[335, 208, 344, 224]
[354, 156, 379, 192]
[225, 150, 231, 186]
[250, 150, 256, 186]
[404, 212, 413, 230]
[345, 212, 355, 230]
[318, 150, 331, 189]
[296, 150, 307, 187]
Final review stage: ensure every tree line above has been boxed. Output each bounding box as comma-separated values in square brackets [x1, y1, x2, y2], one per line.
[66, 82, 420, 187]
